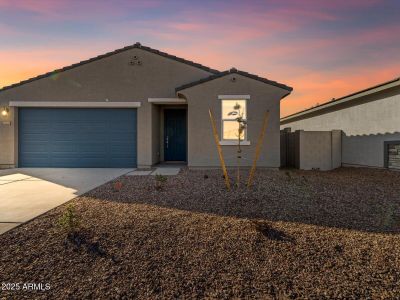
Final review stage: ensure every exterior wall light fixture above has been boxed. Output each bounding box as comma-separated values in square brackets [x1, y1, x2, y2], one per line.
[1, 107, 9, 116]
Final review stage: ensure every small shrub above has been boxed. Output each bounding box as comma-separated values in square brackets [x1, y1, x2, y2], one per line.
[154, 173, 167, 190]
[58, 204, 80, 234]
[334, 244, 344, 253]
[114, 181, 123, 192]
[204, 174, 209, 179]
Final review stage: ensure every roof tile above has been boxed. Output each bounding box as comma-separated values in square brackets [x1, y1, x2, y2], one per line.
[176, 68, 293, 92]
[0, 42, 219, 93]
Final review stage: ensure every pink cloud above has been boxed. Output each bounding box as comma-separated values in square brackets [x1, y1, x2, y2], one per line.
[0, 0, 162, 21]
[167, 22, 207, 32]
[0, 0, 66, 15]
[0, 23, 19, 35]
[267, 0, 381, 10]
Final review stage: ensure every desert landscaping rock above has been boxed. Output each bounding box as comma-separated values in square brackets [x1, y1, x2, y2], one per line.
[0, 167, 399, 299]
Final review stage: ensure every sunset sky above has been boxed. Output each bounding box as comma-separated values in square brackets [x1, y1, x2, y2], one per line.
[1, 0, 399, 117]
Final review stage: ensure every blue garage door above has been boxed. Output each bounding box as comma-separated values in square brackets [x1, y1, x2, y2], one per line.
[19, 108, 137, 168]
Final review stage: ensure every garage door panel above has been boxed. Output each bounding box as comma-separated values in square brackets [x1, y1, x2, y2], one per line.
[20, 152, 49, 159]
[51, 143, 78, 152]
[19, 142, 49, 152]
[20, 123, 49, 132]
[109, 122, 136, 131]
[51, 133, 105, 142]
[109, 132, 136, 139]
[22, 160, 51, 167]
[19, 108, 137, 167]
[58, 122, 107, 132]
[19, 133, 50, 142]
[109, 145, 136, 153]
[52, 123, 82, 132]
[20, 155, 50, 166]
[76, 143, 107, 152]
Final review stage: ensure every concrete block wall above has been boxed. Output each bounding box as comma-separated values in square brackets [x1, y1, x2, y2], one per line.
[298, 130, 342, 171]
[281, 129, 342, 170]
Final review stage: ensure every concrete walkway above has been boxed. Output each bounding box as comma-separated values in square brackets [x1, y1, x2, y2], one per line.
[0, 168, 133, 234]
[127, 167, 181, 176]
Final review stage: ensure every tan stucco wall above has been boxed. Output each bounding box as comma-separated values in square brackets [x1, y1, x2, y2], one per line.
[0, 107, 16, 168]
[281, 86, 400, 168]
[0, 48, 212, 167]
[180, 73, 288, 168]
[298, 130, 341, 171]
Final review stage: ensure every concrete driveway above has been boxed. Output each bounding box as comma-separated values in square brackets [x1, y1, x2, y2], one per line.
[0, 168, 133, 234]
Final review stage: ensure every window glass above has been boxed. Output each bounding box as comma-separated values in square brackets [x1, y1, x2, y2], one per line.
[223, 120, 245, 140]
[222, 100, 247, 119]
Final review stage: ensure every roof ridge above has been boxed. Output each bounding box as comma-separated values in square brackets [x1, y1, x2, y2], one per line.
[0, 42, 220, 93]
[176, 67, 293, 92]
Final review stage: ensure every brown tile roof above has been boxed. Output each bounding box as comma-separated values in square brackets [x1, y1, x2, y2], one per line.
[176, 68, 293, 92]
[0, 42, 220, 92]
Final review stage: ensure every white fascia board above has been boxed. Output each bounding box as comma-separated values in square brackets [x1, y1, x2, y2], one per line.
[218, 95, 250, 100]
[148, 98, 187, 104]
[9, 101, 142, 108]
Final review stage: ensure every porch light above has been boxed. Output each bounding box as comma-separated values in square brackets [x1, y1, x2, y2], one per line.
[1, 107, 9, 116]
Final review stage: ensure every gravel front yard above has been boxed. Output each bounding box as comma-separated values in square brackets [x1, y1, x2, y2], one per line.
[0, 167, 400, 299]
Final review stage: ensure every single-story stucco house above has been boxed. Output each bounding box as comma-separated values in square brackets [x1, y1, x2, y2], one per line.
[281, 77, 400, 170]
[0, 43, 292, 169]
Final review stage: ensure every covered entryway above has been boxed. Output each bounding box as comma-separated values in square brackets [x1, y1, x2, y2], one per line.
[18, 108, 137, 168]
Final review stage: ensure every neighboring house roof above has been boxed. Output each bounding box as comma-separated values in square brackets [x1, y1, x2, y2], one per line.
[0, 42, 220, 93]
[175, 68, 293, 92]
[281, 76, 400, 124]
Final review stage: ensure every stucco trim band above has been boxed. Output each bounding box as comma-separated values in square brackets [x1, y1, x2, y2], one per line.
[9, 101, 142, 108]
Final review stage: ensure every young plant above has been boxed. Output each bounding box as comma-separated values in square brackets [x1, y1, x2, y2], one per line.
[154, 173, 167, 190]
[114, 181, 123, 192]
[58, 203, 80, 234]
[228, 102, 247, 187]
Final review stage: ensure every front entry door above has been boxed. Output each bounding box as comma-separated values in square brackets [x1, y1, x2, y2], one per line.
[164, 109, 187, 161]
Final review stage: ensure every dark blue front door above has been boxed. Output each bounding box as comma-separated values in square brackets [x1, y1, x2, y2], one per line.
[164, 109, 187, 161]
[19, 108, 137, 167]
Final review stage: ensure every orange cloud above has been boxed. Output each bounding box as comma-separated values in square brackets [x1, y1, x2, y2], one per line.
[281, 65, 400, 117]
[0, 47, 106, 88]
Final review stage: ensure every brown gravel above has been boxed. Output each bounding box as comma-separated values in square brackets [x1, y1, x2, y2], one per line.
[0, 167, 400, 299]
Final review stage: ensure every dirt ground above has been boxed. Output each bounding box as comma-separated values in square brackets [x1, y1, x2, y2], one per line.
[0, 167, 399, 299]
